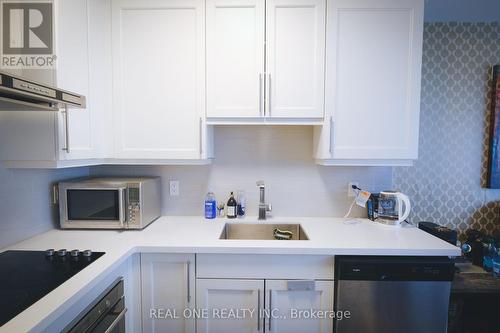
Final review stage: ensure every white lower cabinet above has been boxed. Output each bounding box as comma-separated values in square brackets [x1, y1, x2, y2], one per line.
[196, 279, 265, 333]
[265, 280, 333, 333]
[196, 279, 333, 333]
[196, 254, 335, 333]
[141, 254, 196, 333]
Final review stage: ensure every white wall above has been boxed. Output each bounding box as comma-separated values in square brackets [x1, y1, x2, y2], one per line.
[92, 126, 393, 217]
[0, 164, 88, 249]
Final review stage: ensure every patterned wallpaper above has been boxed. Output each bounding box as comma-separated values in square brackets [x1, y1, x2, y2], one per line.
[393, 23, 500, 234]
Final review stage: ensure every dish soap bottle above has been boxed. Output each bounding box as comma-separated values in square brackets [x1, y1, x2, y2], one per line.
[237, 190, 246, 218]
[227, 192, 237, 219]
[204, 192, 216, 219]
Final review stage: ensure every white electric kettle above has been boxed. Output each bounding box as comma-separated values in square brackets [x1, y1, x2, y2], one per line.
[377, 191, 411, 226]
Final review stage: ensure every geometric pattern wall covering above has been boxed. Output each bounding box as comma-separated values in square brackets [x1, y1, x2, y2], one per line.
[393, 23, 500, 234]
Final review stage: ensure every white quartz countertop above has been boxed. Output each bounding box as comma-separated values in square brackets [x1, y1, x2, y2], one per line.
[1, 216, 460, 332]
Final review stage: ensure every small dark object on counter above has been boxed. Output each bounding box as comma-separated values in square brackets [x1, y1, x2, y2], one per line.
[463, 229, 487, 266]
[226, 192, 237, 219]
[366, 193, 380, 221]
[418, 222, 458, 245]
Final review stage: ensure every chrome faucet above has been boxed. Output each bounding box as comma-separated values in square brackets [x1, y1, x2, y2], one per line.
[257, 181, 272, 220]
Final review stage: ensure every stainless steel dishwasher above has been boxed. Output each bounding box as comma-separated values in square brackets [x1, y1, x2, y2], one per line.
[334, 256, 455, 333]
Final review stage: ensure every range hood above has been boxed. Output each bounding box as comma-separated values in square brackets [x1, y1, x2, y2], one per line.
[0, 70, 86, 111]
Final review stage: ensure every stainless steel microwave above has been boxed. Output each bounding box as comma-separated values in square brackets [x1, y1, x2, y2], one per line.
[58, 177, 161, 229]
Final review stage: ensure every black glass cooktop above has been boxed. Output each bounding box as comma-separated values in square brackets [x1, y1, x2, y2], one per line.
[0, 250, 104, 327]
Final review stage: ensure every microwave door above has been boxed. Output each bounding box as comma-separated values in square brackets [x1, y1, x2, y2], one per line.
[61, 187, 126, 229]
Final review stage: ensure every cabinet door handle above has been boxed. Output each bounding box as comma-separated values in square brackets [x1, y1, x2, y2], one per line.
[268, 289, 272, 331]
[267, 74, 272, 117]
[186, 261, 191, 303]
[257, 289, 261, 331]
[62, 106, 70, 153]
[199, 117, 203, 156]
[259, 73, 263, 117]
[329, 116, 334, 155]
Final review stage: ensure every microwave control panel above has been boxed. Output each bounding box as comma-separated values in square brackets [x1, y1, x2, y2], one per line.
[127, 186, 141, 224]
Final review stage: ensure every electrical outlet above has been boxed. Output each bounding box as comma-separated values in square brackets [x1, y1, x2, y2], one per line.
[169, 180, 180, 196]
[348, 182, 359, 197]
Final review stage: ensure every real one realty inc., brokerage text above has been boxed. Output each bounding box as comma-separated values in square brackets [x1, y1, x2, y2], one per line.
[150, 308, 351, 321]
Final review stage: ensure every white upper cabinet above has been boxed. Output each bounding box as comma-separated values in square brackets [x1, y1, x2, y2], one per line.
[55, 0, 92, 160]
[206, 0, 265, 118]
[56, 0, 111, 161]
[314, 0, 424, 165]
[266, 0, 325, 119]
[0, 0, 109, 167]
[206, 0, 326, 122]
[112, 0, 209, 160]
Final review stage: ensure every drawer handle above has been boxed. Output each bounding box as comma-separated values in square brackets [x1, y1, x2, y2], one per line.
[287, 280, 315, 291]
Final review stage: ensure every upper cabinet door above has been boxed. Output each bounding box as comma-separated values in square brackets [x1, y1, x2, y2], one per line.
[326, 0, 424, 160]
[206, 0, 265, 118]
[55, 0, 96, 160]
[112, 0, 205, 159]
[266, 0, 326, 119]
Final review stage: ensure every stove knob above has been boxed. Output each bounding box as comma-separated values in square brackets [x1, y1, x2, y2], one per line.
[82, 249, 92, 257]
[70, 249, 80, 257]
[45, 249, 55, 256]
[57, 249, 67, 257]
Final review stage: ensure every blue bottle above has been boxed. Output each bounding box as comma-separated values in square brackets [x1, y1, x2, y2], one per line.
[493, 247, 500, 278]
[204, 192, 216, 219]
[483, 242, 495, 272]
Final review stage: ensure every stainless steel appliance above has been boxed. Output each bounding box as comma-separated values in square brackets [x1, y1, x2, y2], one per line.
[64, 278, 126, 333]
[58, 177, 161, 230]
[0, 249, 104, 327]
[0, 70, 85, 111]
[335, 256, 455, 333]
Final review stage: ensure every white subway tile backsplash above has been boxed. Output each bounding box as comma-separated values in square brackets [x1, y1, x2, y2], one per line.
[0, 165, 89, 249]
[92, 126, 392, 217]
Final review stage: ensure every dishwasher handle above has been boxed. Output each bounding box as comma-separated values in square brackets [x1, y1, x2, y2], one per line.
[335, 256, 455, 281]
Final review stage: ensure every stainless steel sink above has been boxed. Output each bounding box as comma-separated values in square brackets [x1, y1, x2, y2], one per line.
[219, 223, 309, 240]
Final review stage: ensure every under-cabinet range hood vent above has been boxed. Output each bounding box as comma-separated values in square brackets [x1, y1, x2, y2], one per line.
[0, 70, 86, 111]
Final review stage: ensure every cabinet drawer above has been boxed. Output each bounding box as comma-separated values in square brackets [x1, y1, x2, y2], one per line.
[196, 254, 334, 280]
